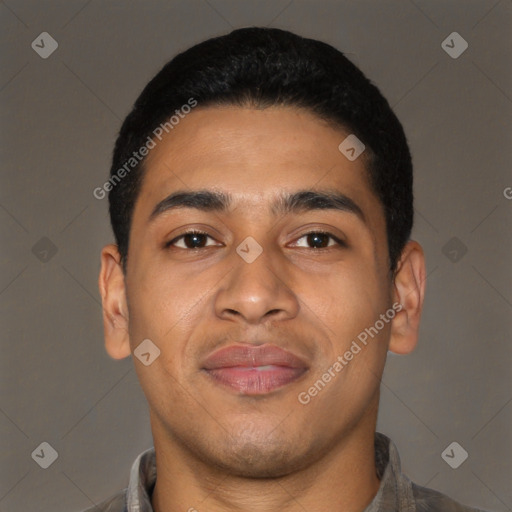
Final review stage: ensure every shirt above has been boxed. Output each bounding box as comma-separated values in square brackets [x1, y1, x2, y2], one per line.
[82, 433, 486, 512]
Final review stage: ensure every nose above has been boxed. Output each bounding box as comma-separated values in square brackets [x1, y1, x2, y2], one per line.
[214, 245, 300, 325]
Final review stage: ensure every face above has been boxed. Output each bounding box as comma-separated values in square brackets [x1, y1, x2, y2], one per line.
[100, 106, 423, 478]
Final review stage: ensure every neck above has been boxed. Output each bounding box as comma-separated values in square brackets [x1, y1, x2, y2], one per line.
[150, 412, 381, 512]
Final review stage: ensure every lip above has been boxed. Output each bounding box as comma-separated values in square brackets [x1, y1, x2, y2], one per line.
[202, 344, 309, 395]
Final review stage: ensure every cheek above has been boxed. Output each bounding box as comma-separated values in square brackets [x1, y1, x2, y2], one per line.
[315, 262, 388, 334]
[126, 262, 200, 347]
[126, 269, 201, 407]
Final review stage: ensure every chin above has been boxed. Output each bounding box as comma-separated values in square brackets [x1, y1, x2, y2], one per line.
[224, 446, 303, 478]
[208, 435, 321, 479]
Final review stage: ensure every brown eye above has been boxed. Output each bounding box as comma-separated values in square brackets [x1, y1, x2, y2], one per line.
[293, 232, 345, 249]
[166, 231, 217, 249]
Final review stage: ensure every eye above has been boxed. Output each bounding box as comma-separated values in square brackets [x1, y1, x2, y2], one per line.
[292, 231, 346, 249]
[165, 230, 345, 251]
[165, 230, 219, 250]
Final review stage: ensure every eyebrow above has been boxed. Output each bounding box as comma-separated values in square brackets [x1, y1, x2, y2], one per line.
[149, 189, 366, 224]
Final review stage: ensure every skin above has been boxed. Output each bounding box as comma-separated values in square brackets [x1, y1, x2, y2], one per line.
[99, 106, 426, 512]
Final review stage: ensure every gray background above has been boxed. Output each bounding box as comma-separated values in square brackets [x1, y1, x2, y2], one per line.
[1, 1, 511, 511]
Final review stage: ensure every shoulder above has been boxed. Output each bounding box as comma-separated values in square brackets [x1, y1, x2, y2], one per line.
[80, 489, 127, 512]
[412, 482, 488, 512]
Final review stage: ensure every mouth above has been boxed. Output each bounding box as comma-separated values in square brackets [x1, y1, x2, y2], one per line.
[201, 344, 309, 395]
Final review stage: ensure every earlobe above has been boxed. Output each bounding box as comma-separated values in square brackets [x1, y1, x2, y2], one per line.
[388, 241, 426, 355]
[98, 244, 132, 360]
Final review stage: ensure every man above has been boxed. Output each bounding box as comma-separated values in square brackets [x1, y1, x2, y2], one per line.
[91, 27, 484, 512]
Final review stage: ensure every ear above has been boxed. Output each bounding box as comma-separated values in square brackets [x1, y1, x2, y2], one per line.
[98, 244, 131, 360]
[388, 240, 426, 355]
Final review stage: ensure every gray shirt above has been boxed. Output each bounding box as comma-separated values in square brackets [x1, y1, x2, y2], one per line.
[82, 433, 485, 512]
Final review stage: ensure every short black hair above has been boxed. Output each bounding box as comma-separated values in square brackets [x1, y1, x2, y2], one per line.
[108, 27, 413, 274]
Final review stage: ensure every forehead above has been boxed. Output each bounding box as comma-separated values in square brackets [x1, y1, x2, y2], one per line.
[137, 106, 377, 215]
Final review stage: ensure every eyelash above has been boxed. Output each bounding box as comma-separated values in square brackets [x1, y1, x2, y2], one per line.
[165, 230, 346, 251]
